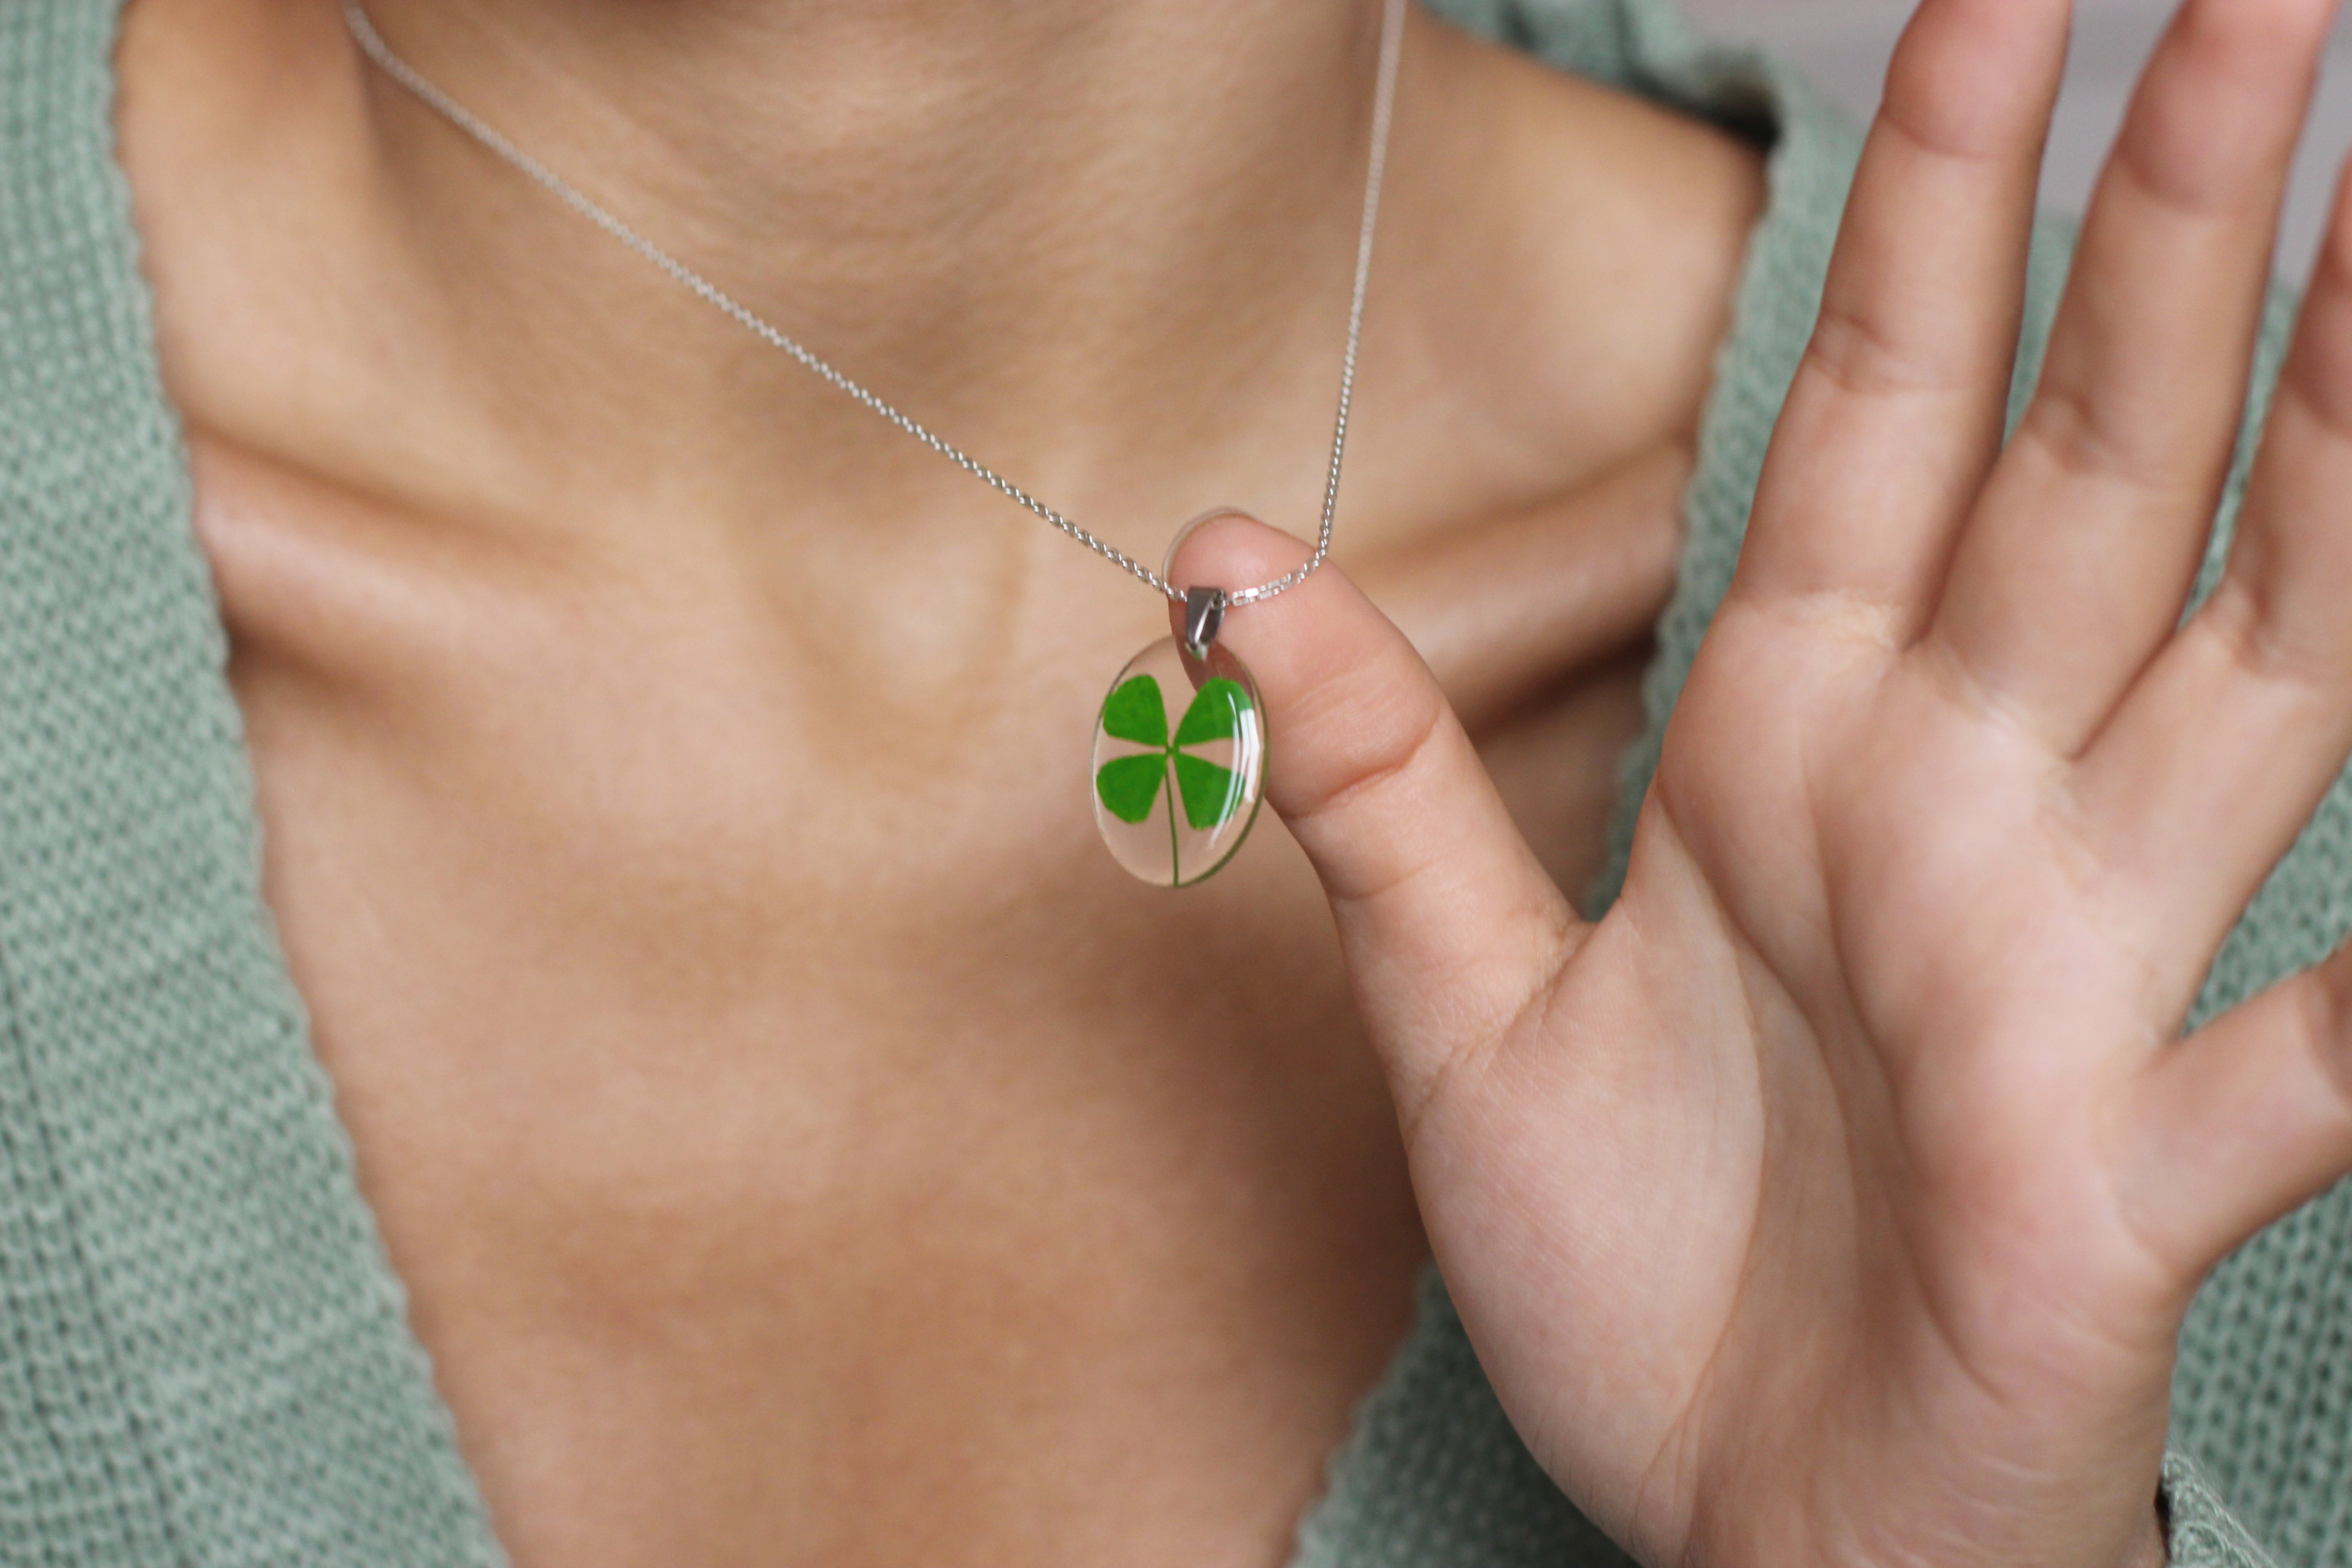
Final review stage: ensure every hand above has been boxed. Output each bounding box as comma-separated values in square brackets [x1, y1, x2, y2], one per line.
[1172, 0, 2352, 1562]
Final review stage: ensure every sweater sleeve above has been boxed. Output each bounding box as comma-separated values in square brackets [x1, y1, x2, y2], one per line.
[2163, 1454, 2282, 1568]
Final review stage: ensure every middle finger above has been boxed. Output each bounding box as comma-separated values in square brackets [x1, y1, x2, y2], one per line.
[1927, 0, 2336, 754]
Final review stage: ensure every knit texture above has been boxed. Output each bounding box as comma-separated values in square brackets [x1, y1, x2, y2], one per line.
[0, 0, 2342, 1564]
[0, 2, 500, 1563]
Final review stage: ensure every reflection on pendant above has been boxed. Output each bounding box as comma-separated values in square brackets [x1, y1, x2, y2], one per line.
[1091, 637, 1267, 887]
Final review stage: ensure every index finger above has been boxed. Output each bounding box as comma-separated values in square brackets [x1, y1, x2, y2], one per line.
[1736, 0, 2071, 635]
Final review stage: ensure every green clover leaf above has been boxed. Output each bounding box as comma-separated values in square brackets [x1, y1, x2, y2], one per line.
[1094, 675, 1256, 836]
[1174, 752, 1242, 832]
[1172, 679, 1248, 750]
[1100, 674, 1169, 749]
[1094, 753, 1168, 824]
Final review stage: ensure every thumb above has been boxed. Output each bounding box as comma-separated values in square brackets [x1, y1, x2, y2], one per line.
[1170, 511, 1582, 1111]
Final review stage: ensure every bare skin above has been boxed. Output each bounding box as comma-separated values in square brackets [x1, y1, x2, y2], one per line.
[1168, 0, 2352, 1566]
[113, 2, 1759, 1565]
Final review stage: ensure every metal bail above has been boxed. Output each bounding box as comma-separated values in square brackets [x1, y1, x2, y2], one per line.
[1183, 586, 1228, 653]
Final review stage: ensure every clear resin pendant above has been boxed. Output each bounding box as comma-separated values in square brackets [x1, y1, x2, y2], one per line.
[1091, 635, 1266, 887]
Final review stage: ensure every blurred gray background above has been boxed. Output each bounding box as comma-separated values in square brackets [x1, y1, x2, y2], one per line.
[1679, 0, 2352, 279]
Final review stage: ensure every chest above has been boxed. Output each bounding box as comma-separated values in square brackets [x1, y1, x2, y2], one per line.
[188, 429, 1655, 1566]
[196, 446, 1366, 1567]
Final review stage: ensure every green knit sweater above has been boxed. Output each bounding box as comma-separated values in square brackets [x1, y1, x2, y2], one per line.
[0, 0, 2343, 1563]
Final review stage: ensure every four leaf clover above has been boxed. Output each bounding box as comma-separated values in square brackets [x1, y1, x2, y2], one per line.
[1094, 674, 1256, 868]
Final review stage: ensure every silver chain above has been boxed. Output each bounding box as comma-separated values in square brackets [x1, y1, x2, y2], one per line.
[343, 0, 1406, 610]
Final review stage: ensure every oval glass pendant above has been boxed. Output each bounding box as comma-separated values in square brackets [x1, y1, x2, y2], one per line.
[1090, 637, 1267, 887]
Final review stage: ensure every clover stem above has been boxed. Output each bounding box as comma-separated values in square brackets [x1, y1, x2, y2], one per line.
[1165, 751, 1182, 887]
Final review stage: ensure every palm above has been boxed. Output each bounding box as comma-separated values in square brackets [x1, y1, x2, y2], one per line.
[1435, 605, 2205, 1564]
[1178, 0, 2352, 1562]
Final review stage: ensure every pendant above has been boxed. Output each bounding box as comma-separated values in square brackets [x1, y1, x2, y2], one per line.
[1091, 606, 1267, 888]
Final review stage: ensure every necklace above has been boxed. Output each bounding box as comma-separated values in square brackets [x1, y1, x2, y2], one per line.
[343, 0, 1406, 887]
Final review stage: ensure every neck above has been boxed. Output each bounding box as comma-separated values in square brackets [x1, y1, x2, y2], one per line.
[126, 0, 1744, 745]
[362, 0, 1388, 278]
[328, 0, 1413, 544]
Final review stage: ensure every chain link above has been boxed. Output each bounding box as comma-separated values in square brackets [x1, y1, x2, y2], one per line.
[343, 0, 1405, 609]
